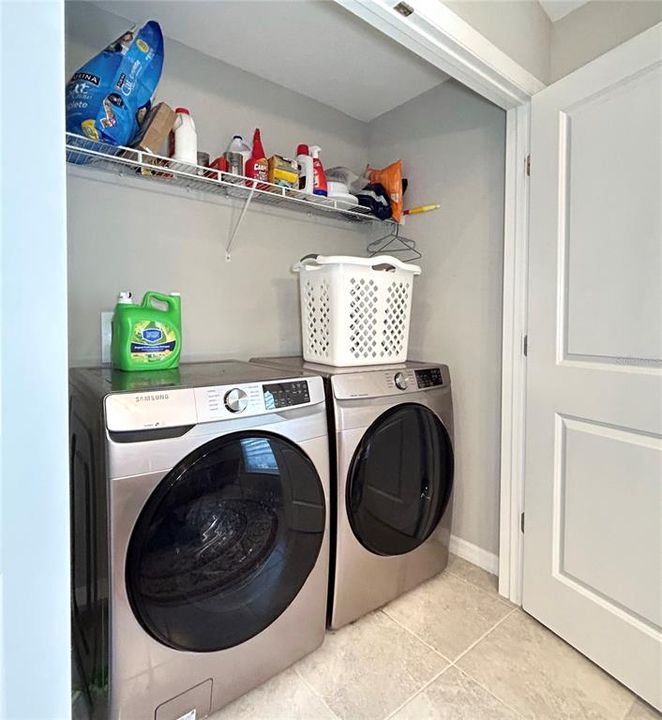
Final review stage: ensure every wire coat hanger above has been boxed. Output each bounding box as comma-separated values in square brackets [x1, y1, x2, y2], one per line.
[367, 223, 421, 262]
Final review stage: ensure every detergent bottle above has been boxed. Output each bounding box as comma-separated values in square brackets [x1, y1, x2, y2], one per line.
[111, 291, 182, 371]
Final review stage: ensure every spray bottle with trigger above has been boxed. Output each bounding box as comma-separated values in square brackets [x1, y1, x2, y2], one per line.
[309, 145, 328, 197]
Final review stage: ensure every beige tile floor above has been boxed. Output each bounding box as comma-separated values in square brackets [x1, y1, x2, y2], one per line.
[211, 555, 660, 720]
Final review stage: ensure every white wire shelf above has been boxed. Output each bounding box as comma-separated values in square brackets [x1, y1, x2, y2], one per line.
[65, 132, 385, 227]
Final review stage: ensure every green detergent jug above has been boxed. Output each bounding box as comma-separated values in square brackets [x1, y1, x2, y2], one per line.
[111, 291, 182, 371]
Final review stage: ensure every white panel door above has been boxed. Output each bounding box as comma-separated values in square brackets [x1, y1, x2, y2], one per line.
[523, 24, 662, 709]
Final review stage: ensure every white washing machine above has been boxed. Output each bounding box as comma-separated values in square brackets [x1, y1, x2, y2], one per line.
[251, 357, 454, 629]
[70, 361, 329, 719]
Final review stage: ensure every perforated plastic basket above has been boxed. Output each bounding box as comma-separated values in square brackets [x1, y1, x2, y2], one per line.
[293, 255, 421, 367]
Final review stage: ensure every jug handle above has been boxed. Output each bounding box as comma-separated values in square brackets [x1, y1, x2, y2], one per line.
[143, 291, 178, 312]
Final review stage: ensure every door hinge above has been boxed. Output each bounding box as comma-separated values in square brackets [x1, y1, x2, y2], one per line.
[520, 512, 525, 533]
[525, 154, 531, 176]
[523, 334, 528, 357]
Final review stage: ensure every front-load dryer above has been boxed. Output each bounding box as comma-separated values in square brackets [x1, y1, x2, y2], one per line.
[69, 361, 329, 719]
[251, 357, 454, 629]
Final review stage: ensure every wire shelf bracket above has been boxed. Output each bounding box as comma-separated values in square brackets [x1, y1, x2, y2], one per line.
[225, 184, 256, 261]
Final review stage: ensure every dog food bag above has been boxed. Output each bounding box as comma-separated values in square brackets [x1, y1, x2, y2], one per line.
[66, 21, 164, 147]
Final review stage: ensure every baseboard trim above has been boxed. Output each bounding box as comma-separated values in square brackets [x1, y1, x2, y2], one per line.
[450, 535, 499, 576]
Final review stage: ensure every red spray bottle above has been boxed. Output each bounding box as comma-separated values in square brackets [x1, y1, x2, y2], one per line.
[309, 145, 328, 196]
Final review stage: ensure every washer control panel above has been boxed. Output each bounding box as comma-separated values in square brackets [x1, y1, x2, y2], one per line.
[196, 380, 312, 421]
[263, 380, 310, 410]
[106, 377, 324, 431]
[196, 383, 263, 420]
[415, 367, 443, 388]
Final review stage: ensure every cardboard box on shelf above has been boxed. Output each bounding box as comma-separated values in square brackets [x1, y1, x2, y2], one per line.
[127, 102, 176, 177]
[132, 102, 176, 155]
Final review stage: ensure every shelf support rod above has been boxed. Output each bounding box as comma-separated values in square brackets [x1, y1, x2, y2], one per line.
[225, 184, 257, 261]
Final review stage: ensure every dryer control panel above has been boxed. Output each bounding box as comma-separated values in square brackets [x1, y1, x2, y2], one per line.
[332, 365, 449, 401]
[415, 367, 443, 388]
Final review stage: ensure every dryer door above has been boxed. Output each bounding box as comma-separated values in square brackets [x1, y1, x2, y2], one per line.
[347, 403, 453, 556]
[125, 431, 325, 652]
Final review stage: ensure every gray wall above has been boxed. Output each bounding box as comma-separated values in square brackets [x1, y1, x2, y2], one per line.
[368, 81, 506, 556]
[550, 1, 662, 81]
[444, 0, 552, 83]
[66, 2, 368, 365]
[443, 0, 662, 86]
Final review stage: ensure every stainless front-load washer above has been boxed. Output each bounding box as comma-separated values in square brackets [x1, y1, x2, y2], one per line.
[70, 361, 329, 719]
[251, 357, 454, 629]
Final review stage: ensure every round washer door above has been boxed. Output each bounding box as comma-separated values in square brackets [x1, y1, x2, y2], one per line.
[125, 431, 326, 652]
[346, 403, 453, 556]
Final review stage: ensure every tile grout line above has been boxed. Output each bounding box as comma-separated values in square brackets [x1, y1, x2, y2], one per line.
[450, 664, 528, 719]
[452, 608, 640, 720]
[446, 608, 527, 719]
[379, 608, 454, 664]
[379, 604, 519, 720]
[451, 606, 519, 666]
[383, 591, 516, 669]
[293, 663, 343, 720]
[290, 565, 517, 720]
[383, 663, 454, 720]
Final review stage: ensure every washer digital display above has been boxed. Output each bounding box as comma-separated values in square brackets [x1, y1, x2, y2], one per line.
[263, 381, 310, 409]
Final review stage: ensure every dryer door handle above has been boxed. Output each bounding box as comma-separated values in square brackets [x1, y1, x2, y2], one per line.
[420, 479, 432, 501]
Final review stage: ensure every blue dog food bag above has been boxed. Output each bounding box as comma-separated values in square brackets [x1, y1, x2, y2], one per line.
[66, 21, 164, 146]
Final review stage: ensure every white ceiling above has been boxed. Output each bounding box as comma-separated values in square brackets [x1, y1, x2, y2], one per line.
[538, 0, 589, 23]
[93, 1, 449, 122]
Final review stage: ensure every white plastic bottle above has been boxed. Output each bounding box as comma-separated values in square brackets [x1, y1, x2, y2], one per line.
[296, 144, 314, 194]
[225, 135, 252, 176]
[229, 135, 252, 162]
[170, 107, 198, 164]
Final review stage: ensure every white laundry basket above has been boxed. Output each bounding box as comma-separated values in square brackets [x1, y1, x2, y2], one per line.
[293, 255, 421, 367]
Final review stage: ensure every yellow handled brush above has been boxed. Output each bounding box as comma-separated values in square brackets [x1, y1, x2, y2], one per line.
[403, 203, 440, 216]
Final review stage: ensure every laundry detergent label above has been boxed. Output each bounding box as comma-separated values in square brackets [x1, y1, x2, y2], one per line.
[130, 320, 177, 363]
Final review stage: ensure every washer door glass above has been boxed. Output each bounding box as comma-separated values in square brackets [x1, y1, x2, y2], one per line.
[347, 403, 453, 556]
[126, 431, 326, 652]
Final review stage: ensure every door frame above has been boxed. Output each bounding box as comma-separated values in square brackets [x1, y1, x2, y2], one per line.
[1, 1, 71, 716]
[336, 0, 542, 603]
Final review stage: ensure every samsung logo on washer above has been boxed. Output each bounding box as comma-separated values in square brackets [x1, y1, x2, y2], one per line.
[135, 393, 170, 403]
